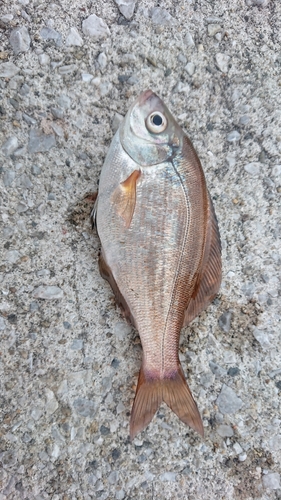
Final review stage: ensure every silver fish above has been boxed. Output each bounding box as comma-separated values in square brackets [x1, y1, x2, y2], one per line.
[94, 90, 222, 439]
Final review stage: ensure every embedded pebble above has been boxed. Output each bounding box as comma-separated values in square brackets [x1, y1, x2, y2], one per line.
[81, 73, 94, 83]
[271, 164, 281, 177]
[209, 361, 227, 377]
[32, 286, 63, 300]
[239, 115, 250, 125]
[73, 398, 96, 417]
[0, 14, 14, 24]
[70, 339, 83, 350]
[23, 113, 37, 126]
[6, 250, 20, 264]
[150, 8, 176, 25]
[208, 24, 221, 36]
[262, 472, 280, 490]
[244, 162, 261, 176]
[185, 62, 195, 76]
[82, 14, 110, 39]
[185, 32, 195, 47]
[38, 54, 50, 66]
[239, 453, 247, 462]
[0, 62, 20, 78]
[160, 472, 177, 482]
[218, 310, 233, 333]
[1, 136, 18, 156]
[98, 52, 107, 71]
[233, 442, 243, 455]
[216, 424, 234, 437]
[28, 129, 56, 154]
[217, 385, 243, 414]
[226, 130, 241, 142]
[0, 316, 6, 330]
[112, 113, 124, 133]
[9, 26, 30, 54]
[40, 27, 62, 46]
[252, 328, 271, 348]
[45, 389, 58, 415]
[114, 0, 137, 20]
[66, 27, 83, 47]
[3, 170, 16, 187]
[215, 53, 230, 73]
[108, 470, 119, 484]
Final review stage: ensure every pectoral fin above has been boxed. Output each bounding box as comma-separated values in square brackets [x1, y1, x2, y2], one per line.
[111, 170, 141, 228]
[183, 193, 222, 326]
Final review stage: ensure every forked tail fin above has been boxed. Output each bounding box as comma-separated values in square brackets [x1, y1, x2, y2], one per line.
[130, 364, 204, 440]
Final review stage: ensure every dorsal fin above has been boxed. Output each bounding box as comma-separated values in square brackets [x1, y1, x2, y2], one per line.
[183, 193, 222, 326]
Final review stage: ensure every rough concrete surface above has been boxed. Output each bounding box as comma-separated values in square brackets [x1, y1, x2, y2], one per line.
[0, 0, 281, 499]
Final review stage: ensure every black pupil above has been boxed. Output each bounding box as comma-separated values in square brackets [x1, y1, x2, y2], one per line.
[152, 114, 163, 126]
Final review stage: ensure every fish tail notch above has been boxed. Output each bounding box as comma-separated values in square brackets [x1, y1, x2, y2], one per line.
[162, 364, 204, 437]
[130, 364, 204, 440]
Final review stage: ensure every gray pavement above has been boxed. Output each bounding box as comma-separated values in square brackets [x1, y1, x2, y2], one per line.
[0, 1, 281, 498]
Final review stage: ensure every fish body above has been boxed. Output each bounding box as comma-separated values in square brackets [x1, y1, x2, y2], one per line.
[95, 90, 222, 439]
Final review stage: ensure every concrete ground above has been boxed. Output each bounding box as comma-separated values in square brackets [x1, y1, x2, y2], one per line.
[0, 0, 280, 498]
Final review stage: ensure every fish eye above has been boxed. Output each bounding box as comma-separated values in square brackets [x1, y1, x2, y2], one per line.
[146, 112, 167, 134]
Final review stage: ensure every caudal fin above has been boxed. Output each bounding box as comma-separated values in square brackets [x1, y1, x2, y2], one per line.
[130, 364, 204, 440]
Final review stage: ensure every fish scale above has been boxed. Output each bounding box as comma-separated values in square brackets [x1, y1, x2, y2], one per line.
[95, 90, 222, 439]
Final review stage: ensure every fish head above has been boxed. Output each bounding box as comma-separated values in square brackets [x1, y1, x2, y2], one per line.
[119, 90, 183, 167]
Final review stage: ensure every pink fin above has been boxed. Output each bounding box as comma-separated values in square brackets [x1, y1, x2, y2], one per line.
[184, 193, 222, 326]
[130, 364, 204, 440]
[111, 170, 141, 228]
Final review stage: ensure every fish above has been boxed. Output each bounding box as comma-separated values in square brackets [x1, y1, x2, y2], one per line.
[93, 90, 222, 440]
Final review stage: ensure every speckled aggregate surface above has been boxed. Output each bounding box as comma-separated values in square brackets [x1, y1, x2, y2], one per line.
[0, 1, 281, 499]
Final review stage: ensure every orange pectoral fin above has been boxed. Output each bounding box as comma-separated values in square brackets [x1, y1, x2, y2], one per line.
[111, 170, 141, 228]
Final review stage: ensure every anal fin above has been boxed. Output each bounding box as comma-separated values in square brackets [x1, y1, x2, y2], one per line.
[184, 193, 222, 326]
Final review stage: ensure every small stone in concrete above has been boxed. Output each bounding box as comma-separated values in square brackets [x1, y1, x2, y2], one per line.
[33, 286, 63, 300]
[31, 165, 41, 175]
[38, 53, 50, 66]
[208, 24, 221, 36]
[215, 53, 230, 73]
[209, 361, 227, 377]
[252, 328, 271, 348]
[40, 27, 62, 46]
[45, 389, 58, 414]
[239, 115, 250, 125]
[244, 162, 260, 176]
[28, 129, 56, 154]
[2, 136, 18, 156]
[0, 316, 6, 330]
[262, 472, 280, 490]
[3, 170, 15, 187]
[160, 472, 177, 481]
[151, 8, 176, 25]
[0, 62, 20, 78]
[217, 384, 243, 414]
[108, 470, 119, 484]
[227, 130, 241, 142]
[9, 26, 30, 54]
[70, 339, 83, 350]
[185, 32, 195, 47]
[218, 310, 233, 333]
[56, 94, 71, 109]
[185, 62, 195, 76]
[115, 0, 136, 20]
[23, 113, 37, 126]
[271, 164, 281, 177]
[81, 73, 94, 83]
[82, 14, 110, 39]
[98, 52, 107, 71]
[73, 398, 96, 417]
[0, 14, 14, 23]
[233, 442, 243, 454]
[66, 27, 83, 46]
[217, 424, 234, 437]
